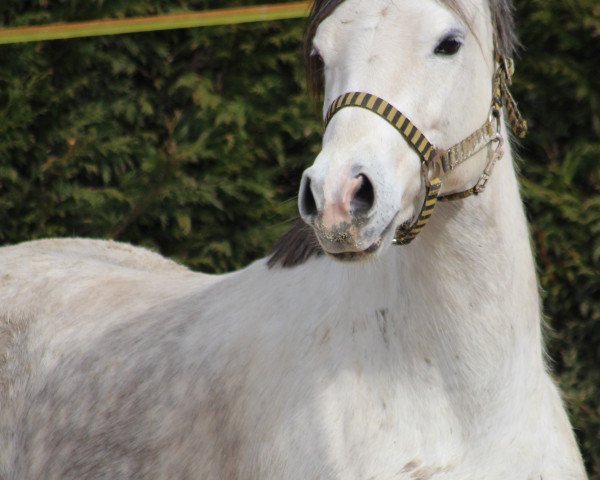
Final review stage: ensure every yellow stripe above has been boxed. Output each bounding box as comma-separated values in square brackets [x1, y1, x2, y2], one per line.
[423, 146, 432, 161]
[366, 96, 377, 109]
[412, 132, 423, 149]
[411, 129, 422, 144]
[356, 92, 367, 105]
[425, 198, 437, 208]
[403, 121, 414, 136]
[417, 136, 429, 153]
[386, 108, 397, 122]
[376, 101, 388, 115]
[343, 93, 353, 105]
[394, 114, 406, 129]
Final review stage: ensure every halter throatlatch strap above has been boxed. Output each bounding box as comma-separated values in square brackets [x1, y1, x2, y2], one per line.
[494, 57, 528, 139]
[322, 56, 526, 245]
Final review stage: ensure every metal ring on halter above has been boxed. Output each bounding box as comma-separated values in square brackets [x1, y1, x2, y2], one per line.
[474, 134, 503, 193]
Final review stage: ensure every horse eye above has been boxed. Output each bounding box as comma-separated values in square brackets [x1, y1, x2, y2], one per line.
[434, 38, 463, 55]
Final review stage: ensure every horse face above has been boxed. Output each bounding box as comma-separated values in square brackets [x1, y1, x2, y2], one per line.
[299, 0, 495, 260]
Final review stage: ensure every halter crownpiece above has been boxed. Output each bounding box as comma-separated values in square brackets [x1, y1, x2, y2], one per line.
[323, 55, 527, 245]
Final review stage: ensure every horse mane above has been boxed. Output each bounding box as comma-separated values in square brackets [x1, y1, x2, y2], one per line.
[267, 219, 324, 268]
[268, 0, 517, 269]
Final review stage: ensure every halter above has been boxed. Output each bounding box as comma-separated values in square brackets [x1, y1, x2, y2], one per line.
[323, 55, 527, 245]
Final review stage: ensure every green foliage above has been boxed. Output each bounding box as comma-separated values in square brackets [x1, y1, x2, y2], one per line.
[0, 0, 321, 271]
[513, 0, 600, 475]
[0, 0, 598, 475]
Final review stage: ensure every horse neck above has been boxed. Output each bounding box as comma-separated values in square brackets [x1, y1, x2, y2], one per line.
[333, 141, 545, 390]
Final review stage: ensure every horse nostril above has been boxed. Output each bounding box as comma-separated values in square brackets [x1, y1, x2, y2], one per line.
[351, 174, 375, 217]
[300, 176, 318, 219]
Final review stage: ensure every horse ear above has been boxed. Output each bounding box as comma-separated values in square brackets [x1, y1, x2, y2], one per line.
[267, 219, 324, 269]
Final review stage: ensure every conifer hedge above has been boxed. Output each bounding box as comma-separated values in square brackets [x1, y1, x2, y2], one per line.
[0, 0, 598, 475]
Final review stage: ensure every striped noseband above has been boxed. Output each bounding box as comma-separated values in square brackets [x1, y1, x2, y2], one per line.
[323, 56, 527, 245]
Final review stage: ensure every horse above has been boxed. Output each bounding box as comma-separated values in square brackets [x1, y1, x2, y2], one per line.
[0, 0, 588, 478]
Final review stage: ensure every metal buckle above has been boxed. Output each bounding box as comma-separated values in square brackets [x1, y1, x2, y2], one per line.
[474, 134, 503, 193]
[488, 107, 502, 131]
[429, 148, 450, 176]
[421, 159, 433, 188]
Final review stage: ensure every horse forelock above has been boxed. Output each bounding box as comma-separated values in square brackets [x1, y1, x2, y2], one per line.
[269, 0, 517, 270]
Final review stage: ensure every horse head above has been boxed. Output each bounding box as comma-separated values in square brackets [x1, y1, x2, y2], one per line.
[298, 0, 513, 260]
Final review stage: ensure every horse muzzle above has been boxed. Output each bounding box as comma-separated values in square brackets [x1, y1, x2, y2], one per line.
[299, 169, 388, 258]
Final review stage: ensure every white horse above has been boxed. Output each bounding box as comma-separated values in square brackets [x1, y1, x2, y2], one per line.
[0, 0, 588, 478]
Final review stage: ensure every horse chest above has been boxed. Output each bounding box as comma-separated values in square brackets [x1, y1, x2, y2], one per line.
[222, 302, 552, 479]
[247, 368, 534, 480]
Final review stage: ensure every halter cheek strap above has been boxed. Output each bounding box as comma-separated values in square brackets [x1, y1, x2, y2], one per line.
[323, 56, 527, 245]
